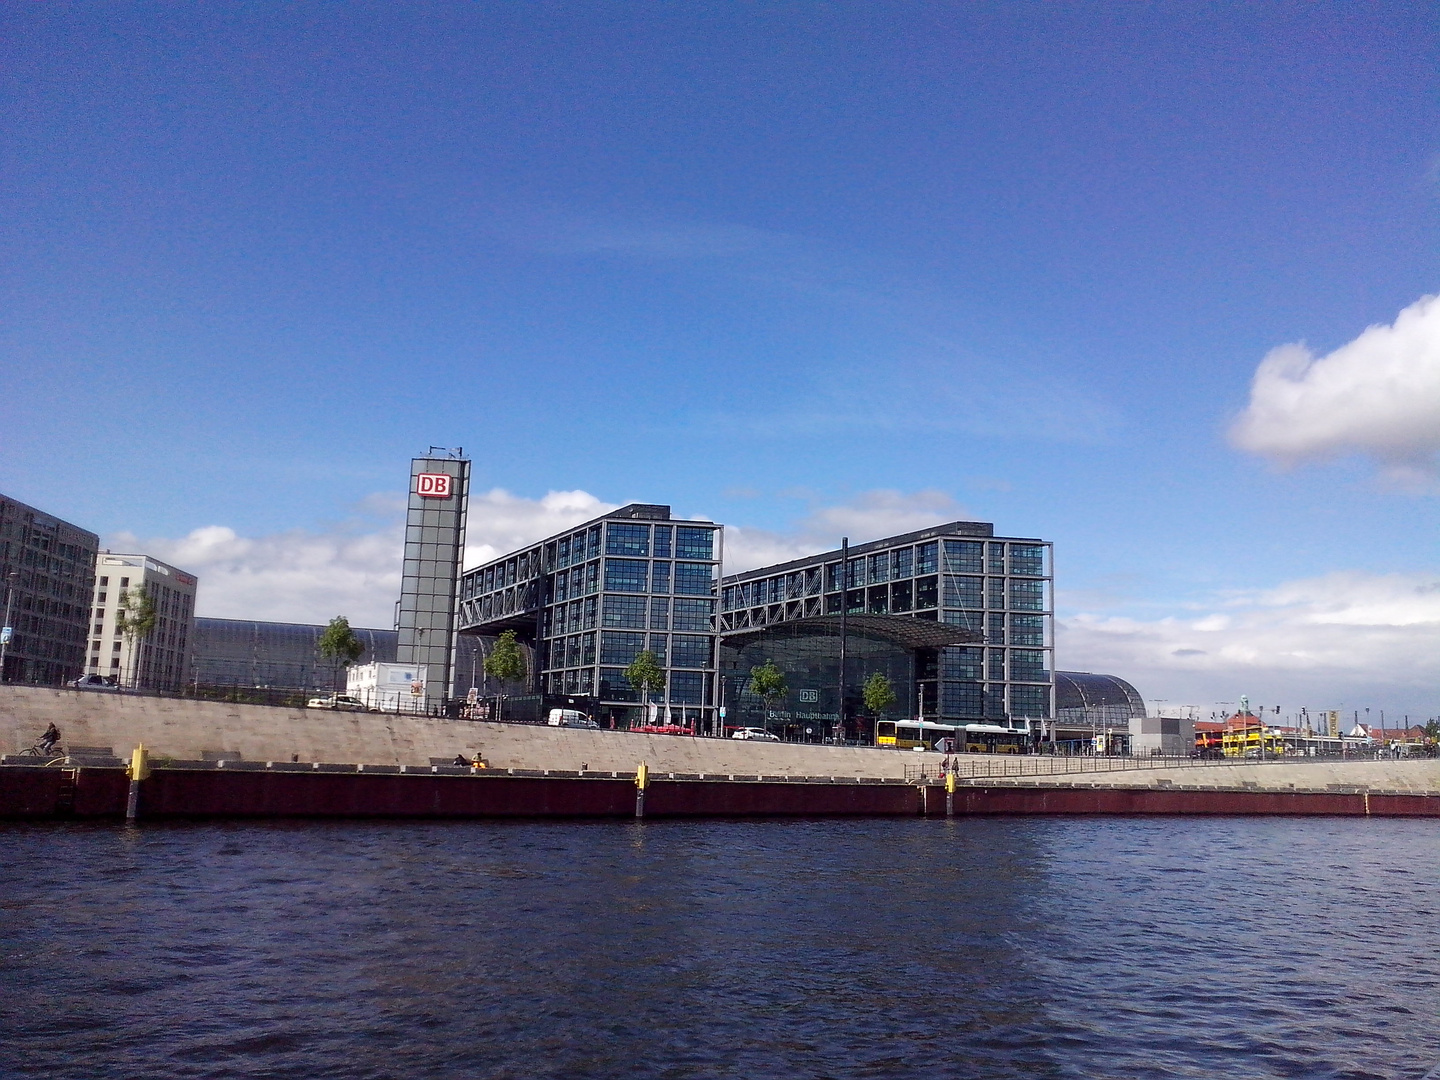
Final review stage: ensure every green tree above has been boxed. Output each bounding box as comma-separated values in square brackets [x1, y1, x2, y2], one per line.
[748, 660, 788, 735]
[484, 629, 528, 721]
[863, 672, 897, 719]
[116, 584, 157, 689]
[317, 616, 365, 690]
[625, 649, 666, 726]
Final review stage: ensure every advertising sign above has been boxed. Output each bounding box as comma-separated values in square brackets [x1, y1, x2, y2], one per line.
[0, 627, 10, 644]
[1327, 711, 1340, 738]
[416, 473, 452, 498]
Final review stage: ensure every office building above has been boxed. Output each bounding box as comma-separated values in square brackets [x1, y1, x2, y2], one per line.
[396, 453, 470, 706]
[89, 553, 198, 691]
[719, 520, 1053, 730]
[456, 504, 723, 730]
[0, 494, 99, 685]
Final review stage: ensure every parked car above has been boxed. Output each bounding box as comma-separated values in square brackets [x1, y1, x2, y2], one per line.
[69, 674, 119, 691]
[306, 694, 368, 711]
[731, 727, 780, 742]
[547, 708, 599, 729]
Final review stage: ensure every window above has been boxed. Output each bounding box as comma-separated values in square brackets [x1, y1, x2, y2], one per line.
[607, 524, 650, 557]
[604, 559, 649, 593]
[557, 536, 571, 569]
[97, 593, 107, 604]
[1010, 649, 1047, 683]
[672, 598, 712, 631]
[943, 647, 984, 680]
[942, 681, 984, 717]
[868, 552, 889, 584]
[988, 578, 1006, 609]
[890, 580, 912, 612]
[670, 670, 705, 704]
[847, 590, 864, 614]
[673, 563, 713, 596]
[121, 578, 130, 587]
[650, 562, 671, 594]
[602, 595, 647, 628]
[99, 577, 108, 587]
[943, 575, 982, 609]
[942, 609, 983, 633]
[867, 587, 888, 614]
[916, 543, 937, 575]
[943, 540, 983, 573]
[600, 631, 645, 666]
[988, 543, 1006, 573]
[671, 634, 712, 668]
[112, 641, 121, 652]
[988, 613, 1005, 644]
[1010, 544, 1045, 577]
[647, 634, 668, 664]
[653, 526, 672, 558]
[1009, 615, 1044, 646]
[1010, 684, 1049, 718]
[1010, 580, 1045, 611]
[825, 563, 840, 592]
[675, 527, 714, 560]
[892, 547, 912, 578]
[915, 575, 938, 609]
[599, 668, 638, 702]
[845, 558, 864, 590]
[987, 649, 1006, 680]
[649, 597, 670, 629]
[582, 632, 596, 664]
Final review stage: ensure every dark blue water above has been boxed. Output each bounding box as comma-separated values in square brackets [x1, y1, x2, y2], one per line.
[2, 817, 1437, 1079]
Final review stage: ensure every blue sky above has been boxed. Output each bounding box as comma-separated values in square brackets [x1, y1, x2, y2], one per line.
[4, 4, 1439, 717]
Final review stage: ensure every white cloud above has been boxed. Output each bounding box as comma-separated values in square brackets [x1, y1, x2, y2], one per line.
[1230, 293, 1440, 478]
[114, 487, 619, 628]
[118, 487, 976, 624]
[721, 489, 972, 574]
[1060, 571, 1440, 716]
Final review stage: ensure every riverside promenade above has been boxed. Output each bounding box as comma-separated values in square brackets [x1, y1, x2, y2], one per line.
[4, 685, 1440, 820]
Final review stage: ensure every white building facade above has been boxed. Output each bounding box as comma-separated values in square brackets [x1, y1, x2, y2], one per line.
[88, 553, 198, 691]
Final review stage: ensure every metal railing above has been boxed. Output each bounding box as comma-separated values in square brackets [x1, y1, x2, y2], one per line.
[903, 747, 1437, 782]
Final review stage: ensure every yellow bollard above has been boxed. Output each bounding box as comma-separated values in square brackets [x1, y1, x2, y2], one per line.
[945, 769, 956, 817]
[635, 762, 649, 818]
[126, 744, 149, 821]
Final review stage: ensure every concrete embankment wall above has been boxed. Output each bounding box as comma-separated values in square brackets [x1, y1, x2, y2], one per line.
[6, 765, 1440, 821]
[0, 686, 917, 778]
[974, 758, 1440, 794]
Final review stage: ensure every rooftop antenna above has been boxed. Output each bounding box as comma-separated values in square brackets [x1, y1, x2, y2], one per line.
[427, 446, 465, 459]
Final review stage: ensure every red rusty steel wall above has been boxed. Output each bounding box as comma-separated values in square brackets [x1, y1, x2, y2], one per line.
[6, 767, 1440, 820]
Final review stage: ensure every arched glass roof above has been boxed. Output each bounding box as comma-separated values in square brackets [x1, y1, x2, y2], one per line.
[1055, 671, 1146, 719]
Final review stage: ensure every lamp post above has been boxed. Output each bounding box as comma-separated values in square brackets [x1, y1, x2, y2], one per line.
[0, 570, 18, 684]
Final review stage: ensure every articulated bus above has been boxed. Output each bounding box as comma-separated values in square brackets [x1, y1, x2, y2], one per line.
[875, 720, 1029, 754]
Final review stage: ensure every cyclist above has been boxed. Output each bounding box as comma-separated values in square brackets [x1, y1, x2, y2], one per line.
[38, 723, 61, 755]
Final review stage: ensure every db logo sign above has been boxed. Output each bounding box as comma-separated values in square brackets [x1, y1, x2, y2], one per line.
[416, 473, 452, 499]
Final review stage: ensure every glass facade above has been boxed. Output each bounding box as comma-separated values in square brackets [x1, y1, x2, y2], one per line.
[719, 622, 920, 742]
[456, 504, 722, 728]
[720, 520, 1053, 724]
[0, 494, 99, 685]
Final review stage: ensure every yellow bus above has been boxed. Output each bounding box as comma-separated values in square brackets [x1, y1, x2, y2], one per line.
[875, 720, 1028, 753]
[1221, 724, 1284, 758]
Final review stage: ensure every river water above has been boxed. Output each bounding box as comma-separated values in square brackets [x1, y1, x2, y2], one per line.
[2, 816, 1437, 1079]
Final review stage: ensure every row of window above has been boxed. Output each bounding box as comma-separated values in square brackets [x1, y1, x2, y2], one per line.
[725, 540, 1048, 612]
[941, 647, 1049, 683]
[602, 559, 715, 596]
[602, 523, 715, 561]
[598, 595, 713, 631]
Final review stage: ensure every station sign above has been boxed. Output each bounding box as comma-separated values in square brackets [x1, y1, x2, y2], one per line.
[416, 473, 452, 499]
[798, 689, 818, 703]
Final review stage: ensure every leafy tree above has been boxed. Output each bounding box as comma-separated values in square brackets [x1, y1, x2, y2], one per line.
[484, 629, 528, 721]
[748, 660, 788, 734]
[625, 649, 666, 726]
[317, 616, 365, 690]
[116, 585, 157, 689]
[863, 672, 897, 719]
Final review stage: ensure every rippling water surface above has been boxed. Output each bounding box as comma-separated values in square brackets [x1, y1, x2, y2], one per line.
[2, 817, 1438, 1078]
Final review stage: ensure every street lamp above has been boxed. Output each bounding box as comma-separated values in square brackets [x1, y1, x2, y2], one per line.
[0, 570, 18, 684]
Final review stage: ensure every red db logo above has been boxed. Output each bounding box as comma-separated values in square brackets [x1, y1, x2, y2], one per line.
[416, 473, 452, 499]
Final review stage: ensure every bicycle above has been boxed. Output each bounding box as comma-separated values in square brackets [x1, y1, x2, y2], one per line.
[20, 740, 63, 759]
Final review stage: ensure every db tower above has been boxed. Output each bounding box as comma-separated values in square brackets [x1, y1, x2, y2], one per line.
[396, 449, 470, 706]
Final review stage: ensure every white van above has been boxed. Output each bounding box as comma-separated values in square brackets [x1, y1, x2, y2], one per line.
[547, 709, 599, 729]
